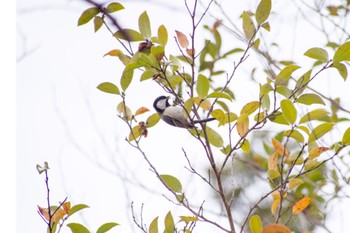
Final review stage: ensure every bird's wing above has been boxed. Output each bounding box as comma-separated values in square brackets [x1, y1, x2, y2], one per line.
[162, 106, 193, 128]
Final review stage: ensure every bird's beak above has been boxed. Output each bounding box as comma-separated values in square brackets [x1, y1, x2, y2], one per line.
[166, 96, 171, 100]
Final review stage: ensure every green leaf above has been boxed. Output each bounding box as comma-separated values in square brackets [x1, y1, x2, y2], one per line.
[296, 93, 325, 105]
[333, 41, 350, 62]
[69, 204, 89, 217]
[294, 69, 312, 96]
[240, 101, 260, 115]
[304, 47, 329, 62]
[196, 74, 210, 98]
[280, 99, 297, 124]
[146, 113, 161, 128]
[158, 25, 168, 46]
[149, 217, 159, 233]
[67, 223, 90, 233]
[222, 48, 245, 57]
[94, 16, 103, 32]
[283, 129, 305, 143]
[276, 86, 292, 98]
[151, 46, 165, 61]
[114, 29, 144, 41]
[305, 159, 321, 170]
[255, 0, 271, 24]
[308, 122, 334, 143]
[180, 216, 198, 224]
[207, 91, 232, 101]
[120, 64, 137, 91]
[138, 11, 151, 38]
[96, 222, 119, 233]
[206, 126, 224, 147]
[249, 215, 263, 233]
[97, 82, 120, 95]
[241, 139, 250, 153]
[36, 161, 49, 174]
[106, 2, 124, 13]
[78, 7, 100, 26]
[268, 169, 280, 179]
[164, 211, 175, 233]
[342, 127, 350, 145]
[242, 11, 256, 39]
[268, 111, 289, 125]
[261, 21, 270, 31]
[299, 109, 328, 124]
[332, 62, 348, 81]
[160, 175, 182, 193]
[275, 65, 300, 86]
[140, 70, 156, 81]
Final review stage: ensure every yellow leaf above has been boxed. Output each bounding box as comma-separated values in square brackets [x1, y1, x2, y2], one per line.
[271, 199, 280, 215]
[292, 196, 311, 214]
[288, 178, 304, 190]
[267, 169, 280, 180]
[128, 125, 142, 141]
[308, 147, 330, 159]
[237, 113, 249, 137]
[135, 107, 150, 116]
[271, 190, 287, 200]
[272, 138, 289, 156]
[262, 224, 291, 233]
[268, 151, 279, 170]
[193, 98, 211, 111]
[117, 102, 133, 121]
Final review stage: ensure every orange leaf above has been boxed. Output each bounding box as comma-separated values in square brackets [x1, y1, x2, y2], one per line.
[292, 196, 311, 214]
[61, 202, 71, 215]
[38, 204, 69, 223]
[271, 199, 280, 215]
[38, 205, 50, 221]
[308, 147, 330, 159]
[268, 151, 279, 170]
[262, 224, 291, 233]
[272, 138, 289, 156]
[51, 209, 66, 222]
[103, 49, 122, 57]
[175, 30, 189, 48]
[135, 107, 150, 116]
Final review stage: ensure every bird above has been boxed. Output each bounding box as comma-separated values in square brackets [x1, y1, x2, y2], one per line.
[153, 96, 216, 128]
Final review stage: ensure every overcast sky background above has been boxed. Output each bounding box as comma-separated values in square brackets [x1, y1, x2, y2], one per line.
[16, 0, 350, 232]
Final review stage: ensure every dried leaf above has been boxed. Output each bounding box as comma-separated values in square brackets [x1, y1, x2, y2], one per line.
[175, 30, 189, 48]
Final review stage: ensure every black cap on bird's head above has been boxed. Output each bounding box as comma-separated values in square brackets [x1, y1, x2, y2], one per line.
[153, 96, 170, 113]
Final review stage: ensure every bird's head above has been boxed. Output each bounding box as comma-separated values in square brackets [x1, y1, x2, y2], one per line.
[153, 96, 170, 113]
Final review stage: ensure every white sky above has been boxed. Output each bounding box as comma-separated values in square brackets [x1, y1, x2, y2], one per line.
[14, 0, 350, 232]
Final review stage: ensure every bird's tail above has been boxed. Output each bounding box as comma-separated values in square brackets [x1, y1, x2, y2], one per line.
[193, 117, 216, 124]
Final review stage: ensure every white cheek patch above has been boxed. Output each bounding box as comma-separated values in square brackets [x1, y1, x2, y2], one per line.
[156, 99, 167, 111]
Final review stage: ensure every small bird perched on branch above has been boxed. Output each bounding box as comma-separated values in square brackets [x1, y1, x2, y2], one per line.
[153, 96, 215, 128]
